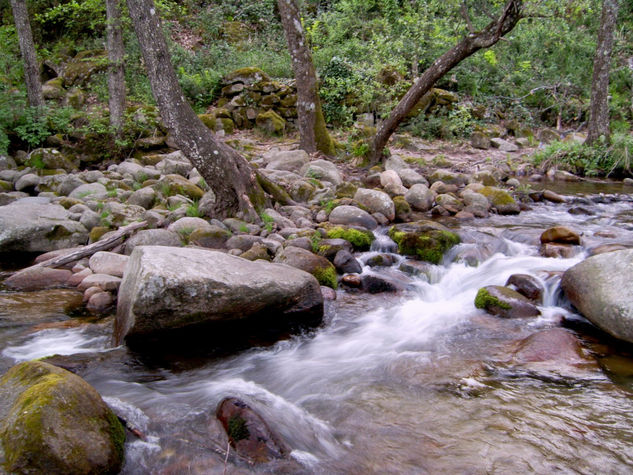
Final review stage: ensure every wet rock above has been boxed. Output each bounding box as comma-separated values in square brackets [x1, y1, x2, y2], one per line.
[568, 206, 592, 215]
[398, 260, 433, 280]
[561, 249, 633, 344]
[542, 189, 566, 203]
[354, 188, 395, 221]
[540, 243, 578, 258]
[474, 285, 541, 318]
[3, 266, 72, 291]
[323, 225, 375, 251]
[361, 274, 403, 293]
[435, 193, 464, 213]
[364, 253, 397, 267]
[328, 205, 378, 230]
[333, 250, 362, 274]
[0, 289, 84, 324]
[477, 186, 520, 215]
[316, 238, 353, 260]
[216, 397, 288, 463]
[321, 285, 337, 300]
[505, 274, 544, 303]
[0, 202, 88, 252]
[393, 196, 412, 221]
[274, 246, 338, 289]
[341, 274, 362, 287]
[589, 243, 629, 256]
[83, 286, 103, 302]
[512, 328, 587, 364]
[124, 229, 182, 255]
[404, 183, 435, 212]
[116, 246, 323, 346]
[0, 361, 125, 474]
[86, 290, 115, 314]
[540, 226, 581, 245]
[89, 251, 129, 277]
[388, 220, 460, 264]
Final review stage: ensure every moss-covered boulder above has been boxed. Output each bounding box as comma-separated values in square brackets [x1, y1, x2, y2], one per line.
[0, 361, 125, 474]
[62, 50, 107, 87]
[388, 220, 460, 264]
[224, 67, 271, 86]
[477, 186, 520, 215]
[274, 246, 338, 289]
[156, 174, 205, 200]
[42, 77, 65, 100]
[256, 110, 285, 136]
[323, 225, 375, 251]
[474, 285, 541, 318]
[26, 148, 77, 172]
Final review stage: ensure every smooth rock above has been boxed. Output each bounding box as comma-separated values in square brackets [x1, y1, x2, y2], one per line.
[333, 250, 362, 274]
[562, 249, 633, 344]
[273, 246, 338, 289]
[78, 273, 122, 292]
[3, 267, 73, 291]
[353, 188, 395, 221]
[264, 149, 310, 173]
[404, 183, 435, 212]
[505, 274, 544, 303]
[89, 251, 129, 277]
[124, 229, 183, 255]
[475, 285, 541, 318]
[540, 226, 581, 245]
[115, 246, 323, 346]
[328, 205, 378, 230]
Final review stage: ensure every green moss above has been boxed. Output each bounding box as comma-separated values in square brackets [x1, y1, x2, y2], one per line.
[256, 110, 285, 136]
[46, 224, 72, 240]
[104, 410, 126, 463]
[389, 228, 460, 264]
[474, 288, 512, 310]
[313, 264, 338, 289]
[325, 226, 375, 251]
[478, 186, 516, 206]
[228, 415, 250, 442]
[314, 103, 335, 156]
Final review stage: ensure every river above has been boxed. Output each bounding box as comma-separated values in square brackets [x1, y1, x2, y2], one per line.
[1, 183, 633, 473]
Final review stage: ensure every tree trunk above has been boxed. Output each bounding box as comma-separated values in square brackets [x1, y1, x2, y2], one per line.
[585, 0, 619, 146]
[106, 0, 126, 133]
[10, 0, 44, 109]
[277, 0, 334, 155]
[369, 0, 523, 164]
[126, 0, 267, 220]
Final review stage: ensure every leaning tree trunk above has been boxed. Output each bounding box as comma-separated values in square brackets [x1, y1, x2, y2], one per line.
[126, 0, 266, 220]
[277, 0, 334, 155]
[106, 0, 126, 133]
[585, 0, 620, 146]
[369, 0, 523, 164]
[10, 0, 44, 109]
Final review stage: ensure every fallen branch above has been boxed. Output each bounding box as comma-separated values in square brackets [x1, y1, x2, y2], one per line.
[37, 220, 147, 269]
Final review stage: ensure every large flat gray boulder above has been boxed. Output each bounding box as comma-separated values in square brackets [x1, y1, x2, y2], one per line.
[562, 249, 633, 344]
[0, 202, 88, 252]
[115, 246, 323, 347]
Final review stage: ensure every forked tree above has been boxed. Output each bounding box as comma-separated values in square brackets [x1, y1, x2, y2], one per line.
[126, 0, 267, 219]
[10, 0, 44, 109]
[277, 0, 335, 155]
[369, 0, 524, 164]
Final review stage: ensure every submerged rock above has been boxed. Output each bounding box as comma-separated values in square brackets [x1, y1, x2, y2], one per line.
[115, 246, 323, 348]
[216, 397, 288, 463]
[0, 361, 125, 474]
[562, 249, 633, 344]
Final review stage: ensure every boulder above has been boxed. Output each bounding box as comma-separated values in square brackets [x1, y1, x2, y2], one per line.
[561, 249, 633, 344]
[216, 397, 288, 463]
[477, 186, 520, 215]
[0, 361, 124, 474]
[256, 110, 285, 135]
[512, 328, 586, 364]
[123, 229, 183, 255]
[540, 226, 581, 245]
[0, 202, 88, 252]
[353, 188, 395, 221]
[324, 225, 375, 251]
[69, 183, 108, 200]
[388, 221, 460, 264]
[404, 184, 435, 212]
[273, 246, 338, 289]
[474, 285, 541, 318]
[264, 150, 310, 174]
[333, 250, 362, 274]
[301, 159, 342, 186]
[89, 251, 129, 277]
[471, 131, 491, 150]
[398, 168, 428, 188]
[115, 246, 323, 346]
[490, 137, 519, 152]
[428, 169, 468, 186]
[505, 274, 544, 303]
[328, 205, 378, 230]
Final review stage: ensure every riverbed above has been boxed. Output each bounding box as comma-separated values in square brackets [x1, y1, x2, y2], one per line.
[2, 183, 633, 473]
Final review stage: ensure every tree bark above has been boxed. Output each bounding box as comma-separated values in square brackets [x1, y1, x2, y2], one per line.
[10, 0, 44, 109]
[369, 0, 523, 164]
[277, 0, 334, 155]
[585, 0, 620, 146]
[126, 0, 267, 220]
[106, 0, 126, 133]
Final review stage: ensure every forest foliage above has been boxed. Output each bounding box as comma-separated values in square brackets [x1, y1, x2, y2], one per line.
[0, 0, 632, 173]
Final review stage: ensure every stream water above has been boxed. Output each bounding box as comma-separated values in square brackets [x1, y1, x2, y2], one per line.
[2, 184, 633, 473]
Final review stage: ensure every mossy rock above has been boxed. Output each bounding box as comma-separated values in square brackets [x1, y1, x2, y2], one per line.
[42, 77, 65, 100]
[477, 186, 520, 215]
[224, 67, 271, 86]
[280, 94, 297, 108]
[393, 196, 411, 221]
[0, 180, 12, 191]
[0, 361, 125, 474]
[474, 285, 541, 318]
[198, 113, 217, 129]
[388, 220, 460, 264]
[256, 110, 285, 136]
[324, 225, 375, 251]
[157, 174, 205, 200]
[62, 50, 107, 87]
[27, 148, 77, 172]
[335, 182, 358, 199]
[273, 246, 338, 289]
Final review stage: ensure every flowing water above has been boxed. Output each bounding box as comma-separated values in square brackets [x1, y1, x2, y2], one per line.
[2, 184, 633, 473]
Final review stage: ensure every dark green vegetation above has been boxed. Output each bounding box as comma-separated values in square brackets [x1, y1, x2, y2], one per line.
[0, 0, 632, 174]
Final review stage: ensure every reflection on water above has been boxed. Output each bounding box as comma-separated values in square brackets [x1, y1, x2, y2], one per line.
[1, 184, 633, 473]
